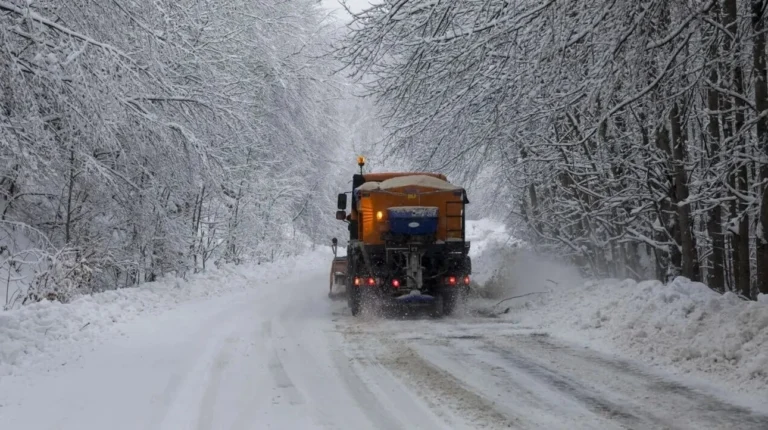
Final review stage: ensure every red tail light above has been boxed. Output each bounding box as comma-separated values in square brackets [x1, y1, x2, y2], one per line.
[366, 277, 376, 286]
[354, 277, 361, 286]
[447, 276, 457, 286]
[463, 275, 470, 285]
[391, 279, 400, 288]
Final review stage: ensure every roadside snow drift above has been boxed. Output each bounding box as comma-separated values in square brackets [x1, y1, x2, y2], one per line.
[466, 218, 768, 399]
[503, 275, 768, 398]
[0, 249, 329, 377]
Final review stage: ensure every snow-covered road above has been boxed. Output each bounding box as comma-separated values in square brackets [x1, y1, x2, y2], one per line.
[1, 264, 767, 430]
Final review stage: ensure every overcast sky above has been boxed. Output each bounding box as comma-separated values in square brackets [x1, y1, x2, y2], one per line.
[321, 0, 375, 17]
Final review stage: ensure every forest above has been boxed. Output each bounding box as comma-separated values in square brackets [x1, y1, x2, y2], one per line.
[336, 0, 768, 299]
[3, 0, 767, 307]
[0, 0, 380, 308]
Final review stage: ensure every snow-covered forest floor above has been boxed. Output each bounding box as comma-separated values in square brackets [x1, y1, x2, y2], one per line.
[1, 220, 766, 429]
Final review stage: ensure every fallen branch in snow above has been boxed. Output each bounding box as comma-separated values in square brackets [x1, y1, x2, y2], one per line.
[476, 289, 554, 317]
[493, 291, 551, 308]
[491, 279, 558, 307]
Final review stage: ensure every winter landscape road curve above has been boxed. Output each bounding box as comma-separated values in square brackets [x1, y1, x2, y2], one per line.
[1, 262, 767, 430]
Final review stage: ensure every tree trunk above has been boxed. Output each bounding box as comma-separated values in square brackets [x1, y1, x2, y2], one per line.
[752, 0, 768, 295]
[706, 1, 726, 291]
[65, 145, 76, 245]
[191, 185, 205, 272]
[670, 102, 700, 281]
[520, 146, 543, 237]
[655, 124, 681, 279]
[724, 0, 752, 297]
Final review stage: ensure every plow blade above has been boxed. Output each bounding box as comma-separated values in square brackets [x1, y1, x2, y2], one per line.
[328, 280, 347, 300]
[394, 292, 435, 304]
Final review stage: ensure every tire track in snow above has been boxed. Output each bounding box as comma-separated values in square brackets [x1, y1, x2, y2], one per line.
[407, 341, 627, 430]
[343, 316, 768, 430]
[154, 299, 256, 430]
[477, 333, 768, 430]
[262, 319, 305, 407]
[271, 296, 411, 430]
[377, 342, 521, 429]
[518, 334, 768, 427]
[478, 341, 664, 429]
[148, 302, 244, 428]
[340, 322, 521, 430]
[196, 336, 236, 430]
[228, 318, 291, 430]
[327, 347, 411, 430]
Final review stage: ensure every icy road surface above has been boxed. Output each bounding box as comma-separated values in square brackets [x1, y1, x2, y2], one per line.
[1, 268, 767, 430]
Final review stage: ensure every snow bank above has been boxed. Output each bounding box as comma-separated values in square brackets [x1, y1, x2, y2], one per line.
[379, 175, 461, 191]
[0, 248, 330, 377]
[507, 276, 768, 397]
[462, 218, 768, 397]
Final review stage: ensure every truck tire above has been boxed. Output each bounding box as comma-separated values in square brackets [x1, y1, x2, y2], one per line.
[442, 290, 459, 316]
[348, 288, 361, 316]
[431, 294, 445, 318]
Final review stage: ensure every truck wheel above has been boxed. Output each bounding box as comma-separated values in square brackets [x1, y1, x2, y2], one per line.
[431, 294, 445, 318]
[442, 291, 459, 316]
[349, 289, 361, 316]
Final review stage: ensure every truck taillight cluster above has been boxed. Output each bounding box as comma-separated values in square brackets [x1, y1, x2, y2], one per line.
[353, 277, 378, 287]
[445, 275, 470, 286]
[355, 275, 469, 288]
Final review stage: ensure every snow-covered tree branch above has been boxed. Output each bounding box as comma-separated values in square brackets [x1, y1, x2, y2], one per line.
[337, 0, 768, 299]
[0, 0, 371, 307]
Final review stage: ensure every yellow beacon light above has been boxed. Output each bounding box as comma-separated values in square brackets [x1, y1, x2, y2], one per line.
[357, 156, 366, 175]
[376, 211, 383, 221]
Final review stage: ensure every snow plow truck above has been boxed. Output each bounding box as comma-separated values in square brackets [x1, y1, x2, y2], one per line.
[334, 157, 471, 316]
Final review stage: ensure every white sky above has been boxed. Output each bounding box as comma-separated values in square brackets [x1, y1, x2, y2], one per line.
[321, 0, 375, 17]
